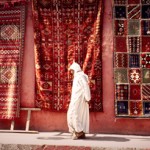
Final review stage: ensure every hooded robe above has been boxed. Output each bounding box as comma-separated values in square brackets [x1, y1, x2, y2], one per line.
[67, 62, 91, 133]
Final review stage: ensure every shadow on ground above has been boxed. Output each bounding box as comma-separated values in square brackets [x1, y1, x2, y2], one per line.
[37, 132, 150, 142]
[37, 135, 130, 142]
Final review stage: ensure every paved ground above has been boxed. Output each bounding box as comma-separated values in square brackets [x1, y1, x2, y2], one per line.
[0, 132, 150, 149]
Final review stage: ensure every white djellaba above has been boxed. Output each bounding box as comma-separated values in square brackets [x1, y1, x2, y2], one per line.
[67, 62, 91, 139]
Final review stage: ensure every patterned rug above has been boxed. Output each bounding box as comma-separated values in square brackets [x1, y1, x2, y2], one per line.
[0, 1, 26, 119]
[113, 0, 150, 117]
[32, 0, 103, 112]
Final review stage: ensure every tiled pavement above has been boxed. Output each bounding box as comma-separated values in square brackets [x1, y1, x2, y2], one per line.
[0, 132, 150, 150]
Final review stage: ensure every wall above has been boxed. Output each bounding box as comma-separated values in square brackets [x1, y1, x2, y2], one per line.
[0, 0, 150, 135]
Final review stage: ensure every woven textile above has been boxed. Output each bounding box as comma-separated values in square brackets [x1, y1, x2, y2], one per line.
[0, 2, 26, 119]
[32, 0, 103, 112]
[114, 0, 150, 117]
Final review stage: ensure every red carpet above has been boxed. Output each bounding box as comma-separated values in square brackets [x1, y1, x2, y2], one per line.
[32, 0, 103, 112]
[0, 1, 26, 119]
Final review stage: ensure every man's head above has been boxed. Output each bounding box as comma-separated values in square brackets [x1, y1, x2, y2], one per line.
[69, 62, 82, 74]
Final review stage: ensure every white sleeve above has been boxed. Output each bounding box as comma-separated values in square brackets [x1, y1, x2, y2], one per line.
[80, 75, 91, 101]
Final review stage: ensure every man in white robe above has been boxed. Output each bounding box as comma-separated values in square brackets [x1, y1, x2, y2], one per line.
[67, 62, 91, 140]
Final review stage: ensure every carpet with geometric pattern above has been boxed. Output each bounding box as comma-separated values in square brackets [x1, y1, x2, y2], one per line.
[0, 1, 26, 119]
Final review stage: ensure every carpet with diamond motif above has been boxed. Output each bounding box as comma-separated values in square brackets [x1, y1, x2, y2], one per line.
[0, 1, 26, 119]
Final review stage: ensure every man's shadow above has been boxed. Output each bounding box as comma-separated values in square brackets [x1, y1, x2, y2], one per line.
[37, 133, 130, 142]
